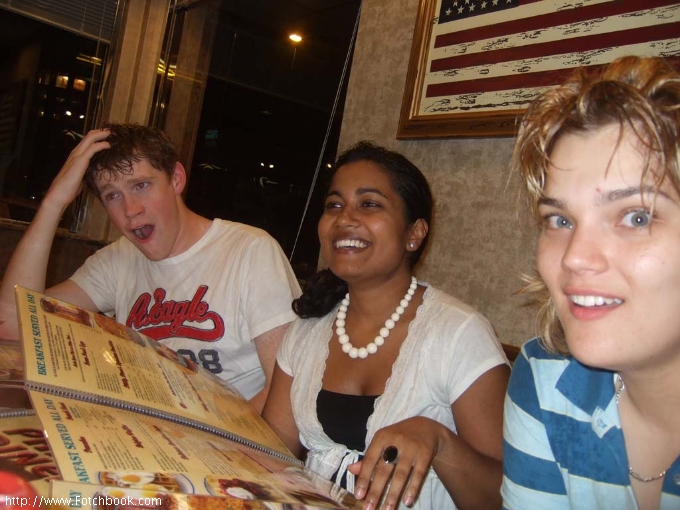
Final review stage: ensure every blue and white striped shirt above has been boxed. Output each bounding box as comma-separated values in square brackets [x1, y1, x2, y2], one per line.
[502, 338, 680, 510]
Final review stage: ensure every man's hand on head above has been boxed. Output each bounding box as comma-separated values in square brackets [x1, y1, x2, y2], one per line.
[42, 128, 111, 214]
[0, 130, 111, 320]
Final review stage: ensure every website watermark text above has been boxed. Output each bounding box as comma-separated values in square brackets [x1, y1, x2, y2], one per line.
[2, 495, 164, 508]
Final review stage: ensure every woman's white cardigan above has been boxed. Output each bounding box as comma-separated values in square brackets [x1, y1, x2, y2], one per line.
[278, 284, 508, 510]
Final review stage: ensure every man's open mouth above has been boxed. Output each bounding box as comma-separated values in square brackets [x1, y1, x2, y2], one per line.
[132, 225, 154, 240]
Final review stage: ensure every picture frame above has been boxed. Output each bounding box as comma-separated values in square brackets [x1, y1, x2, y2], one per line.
[397, 0, 680, 139]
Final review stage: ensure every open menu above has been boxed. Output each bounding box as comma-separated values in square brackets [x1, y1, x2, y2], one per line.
[1, 287, 359, 510]
[8, 286, 287, 457]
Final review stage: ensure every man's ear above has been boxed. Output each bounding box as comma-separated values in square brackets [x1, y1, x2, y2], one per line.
[406, 218, 429, 252]
[171, 162, 187, 195]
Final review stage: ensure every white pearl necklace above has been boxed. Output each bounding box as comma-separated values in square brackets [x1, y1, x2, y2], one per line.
[335, 276, 418, 359]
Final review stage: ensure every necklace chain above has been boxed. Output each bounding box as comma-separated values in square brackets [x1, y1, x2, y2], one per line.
[335, 276, 417, 359]
[615, 374, 669, 483]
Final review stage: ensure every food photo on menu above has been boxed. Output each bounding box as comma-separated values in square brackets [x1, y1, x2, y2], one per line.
[50, 480, 354, 510]
[97, 470, 194, 493]
[40, 295, 94, 328]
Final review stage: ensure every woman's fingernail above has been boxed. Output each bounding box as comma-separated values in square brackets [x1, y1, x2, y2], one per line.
[355, 486, 365, 499]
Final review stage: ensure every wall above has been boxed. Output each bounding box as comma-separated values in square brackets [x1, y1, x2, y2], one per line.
[337, 0, 538, 347]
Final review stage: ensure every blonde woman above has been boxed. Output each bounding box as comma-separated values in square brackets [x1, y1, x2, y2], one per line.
[503, 56, 680, 510]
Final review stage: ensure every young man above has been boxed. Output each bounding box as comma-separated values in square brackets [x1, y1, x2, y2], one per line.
[0, 124, 300, 412]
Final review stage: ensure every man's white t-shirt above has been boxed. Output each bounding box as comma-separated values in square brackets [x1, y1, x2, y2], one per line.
[70, 219, 301, 398]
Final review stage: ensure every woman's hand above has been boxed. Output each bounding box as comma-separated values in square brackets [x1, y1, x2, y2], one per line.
[348, 416, 446, 510]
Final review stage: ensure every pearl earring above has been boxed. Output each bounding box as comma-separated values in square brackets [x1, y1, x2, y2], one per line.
[409, 243, 414, 249]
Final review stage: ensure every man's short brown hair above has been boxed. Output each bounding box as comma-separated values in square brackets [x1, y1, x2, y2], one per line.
[84, 123, 179, 194]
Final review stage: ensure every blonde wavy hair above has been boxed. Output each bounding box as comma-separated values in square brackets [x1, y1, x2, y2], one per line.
[514, 56, 680, 354]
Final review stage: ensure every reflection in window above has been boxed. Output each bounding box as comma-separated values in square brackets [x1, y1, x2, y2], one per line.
[55, 75, 69, 89]
[154, 0, 361, 279]
[0, 7, 110, 228]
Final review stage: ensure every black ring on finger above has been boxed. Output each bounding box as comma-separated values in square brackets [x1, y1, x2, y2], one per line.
[382, 445, 399, 464]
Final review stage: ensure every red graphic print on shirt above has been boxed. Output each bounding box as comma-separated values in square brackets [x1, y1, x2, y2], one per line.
[126, 285, 225, 341]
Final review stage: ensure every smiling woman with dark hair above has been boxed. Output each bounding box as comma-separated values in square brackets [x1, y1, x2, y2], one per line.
[263, 142, 509, 510]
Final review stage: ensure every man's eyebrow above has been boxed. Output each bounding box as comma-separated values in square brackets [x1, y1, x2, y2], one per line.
[96, 182, 115, 194]
[96, 174, 153, 194]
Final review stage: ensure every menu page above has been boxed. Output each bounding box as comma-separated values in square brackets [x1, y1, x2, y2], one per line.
[0, 411, 59, 496]
[48, 481, 351, 510]
[14, 286, 289, 455]
[32, 393, 358, 509]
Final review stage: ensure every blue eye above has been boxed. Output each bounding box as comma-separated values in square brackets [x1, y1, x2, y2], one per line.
[622, 210, 650, 228]
[544, 214, 572, 229]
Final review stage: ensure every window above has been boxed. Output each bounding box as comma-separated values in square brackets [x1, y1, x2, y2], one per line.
[154, 0, 362, 278]
[0, 6, 111, 227]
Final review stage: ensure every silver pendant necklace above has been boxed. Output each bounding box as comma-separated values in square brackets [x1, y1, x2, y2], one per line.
[615, 374, 669, 483]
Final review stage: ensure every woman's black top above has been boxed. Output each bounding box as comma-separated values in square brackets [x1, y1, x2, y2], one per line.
[316, 388, 379, 452]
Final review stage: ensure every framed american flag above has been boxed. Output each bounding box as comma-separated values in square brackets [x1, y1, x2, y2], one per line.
[397, 0, 680, 139]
